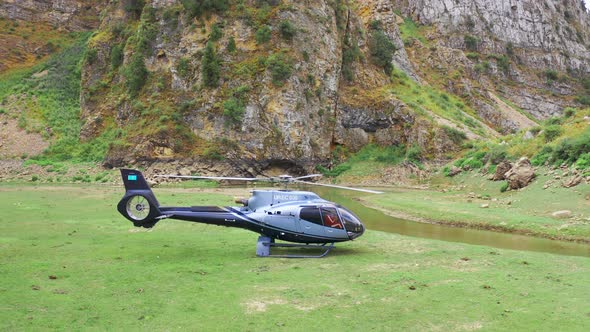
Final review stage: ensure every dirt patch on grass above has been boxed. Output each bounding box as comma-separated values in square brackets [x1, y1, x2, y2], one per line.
[0, 115, 48, 158]
[244, 298, 287, 313]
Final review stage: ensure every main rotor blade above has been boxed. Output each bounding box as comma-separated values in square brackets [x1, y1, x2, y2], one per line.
[155, 175, 269, 181]
[293, 180, 384, 194]
[293, 174, 323, 180]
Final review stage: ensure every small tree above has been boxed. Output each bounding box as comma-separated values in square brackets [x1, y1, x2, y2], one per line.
[255, 25, 271, 44]
[266, 53, 293, 86]
[201, 41, 220, 87]
[209, 23, 222, 41]
[110, 44, 124, 69]
[227, 36, 236, 53]
[279, 20, 296, 41]
[369, 30, 396, 73]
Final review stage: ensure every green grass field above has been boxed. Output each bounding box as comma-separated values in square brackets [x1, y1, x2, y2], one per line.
[1, 185, 590, 330]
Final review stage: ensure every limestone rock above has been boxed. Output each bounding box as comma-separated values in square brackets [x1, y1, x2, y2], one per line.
[551, 210, 572, 219]
[448, 166, 462, 177]
[492, 160, 512, 181]
[505, 157, 535, 190]
[562, 175, 583, 188]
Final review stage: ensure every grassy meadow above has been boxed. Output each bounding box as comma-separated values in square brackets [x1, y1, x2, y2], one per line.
[1, 184, 590, 331]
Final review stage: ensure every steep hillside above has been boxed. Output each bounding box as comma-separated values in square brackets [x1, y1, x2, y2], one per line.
[2, 0, 590, 176]
[0, 0, 106, 72]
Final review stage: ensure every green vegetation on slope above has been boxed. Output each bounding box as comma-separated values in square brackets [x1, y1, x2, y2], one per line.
[0, 32, 123, 164]
[1, 185, 590, 330]
[445, 108, 590, 175]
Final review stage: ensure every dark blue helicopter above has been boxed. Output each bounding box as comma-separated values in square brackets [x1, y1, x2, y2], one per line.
[117, 169, 382, 258]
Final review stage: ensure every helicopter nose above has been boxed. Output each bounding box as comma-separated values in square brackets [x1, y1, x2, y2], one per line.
[348, 223, 365, 240]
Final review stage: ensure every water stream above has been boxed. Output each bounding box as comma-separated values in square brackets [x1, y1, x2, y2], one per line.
[309, 187, 590, 258]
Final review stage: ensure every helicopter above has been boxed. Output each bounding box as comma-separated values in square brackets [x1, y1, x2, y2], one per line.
[116, 169, 383, 258]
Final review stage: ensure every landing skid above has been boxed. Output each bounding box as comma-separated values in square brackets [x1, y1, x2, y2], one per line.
[256, 236, 334, 258]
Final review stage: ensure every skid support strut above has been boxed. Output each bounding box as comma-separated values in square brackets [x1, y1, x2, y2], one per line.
[256, 236, 334, 258]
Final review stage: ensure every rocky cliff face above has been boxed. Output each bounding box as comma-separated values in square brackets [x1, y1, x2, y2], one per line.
[394, 0, 590, 122]
[76, 0, 590, 171]
[0, 0, 105, 31]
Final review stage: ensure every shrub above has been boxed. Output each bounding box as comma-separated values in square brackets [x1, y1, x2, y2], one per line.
[181, 0, 229, 19]
[124, 0, 145, 16]
[464, 35, 480, 51]
[575, 153, 590, 169]
[176, 57, 191, 78]
[122, 53, 148, 96]
[110, 44, 124, 69]
[85, 48, 98, 65]
[500, 182, 509, 192]
[369, 30, 397, 73]
[531, 146, 553, 166]
[405, 144, 422, 164]
[545, 69, 559, 81]
[201, 41, 220, 87]
[279, 20, 296, 40]
[485, 144, 508, 165]
[563, 107, 576, 118]
[266, 53, 293, 86]
[209, 23, 222, 41]
[227, 36, 236, 53]
[442, 125, 467, 145]
[543, 125, 563, 142]
[316, 164, 351, 177]
[223, 97, 245, 126]
[255, 25, 271, 44]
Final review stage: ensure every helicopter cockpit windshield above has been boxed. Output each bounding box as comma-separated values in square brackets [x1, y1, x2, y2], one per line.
[338, 207, 364, 239]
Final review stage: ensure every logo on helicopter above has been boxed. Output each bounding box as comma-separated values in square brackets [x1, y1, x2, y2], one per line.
[273, 194, 303, 201]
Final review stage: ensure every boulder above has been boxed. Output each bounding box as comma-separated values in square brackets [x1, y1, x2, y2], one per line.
[505, 157, 535, 190]
[448, 166, 462, 177]
[562, 175, 583, 188]
[492, 160, 513, 181]
[551, 210, 572, 219]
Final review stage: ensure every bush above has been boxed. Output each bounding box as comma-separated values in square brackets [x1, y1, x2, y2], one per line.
[545, 69, 559, 81]
[464, 35, 480, 51]
[201, 41, 220, 87]
[110, 44, 124, 69]
[575, 153, 590, 169]
[176, 57, 191, 78]
[255, 25, 271, 44]
[85, 48, 98, 65]
[543, 125, 563, 142]
[266, 53, 293, 86]
[122, 53, 148, 96]
[405, 144, 422, 164]
[209, 23, 222, 41]
[563, 107, 576, 118]
[442, 125, 467, 145]
[369, 30, 397, 73]
[316, 164, 351, 177]
[531, 145, 553, 166]
[124, 0, 145, 16]
[279, 20, 296, 40]
[500, 181, 509, 192]
[223, 97, 245, 126]
[227, 36, 236, 53]
[181, 0, 229, 19]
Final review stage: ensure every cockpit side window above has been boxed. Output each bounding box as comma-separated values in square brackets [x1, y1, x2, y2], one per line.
[300, 207, 323, 226]
[320, 207, 343, 229]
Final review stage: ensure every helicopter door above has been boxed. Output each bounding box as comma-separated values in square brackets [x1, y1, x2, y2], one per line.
[320, 207, 345, 236]
[298, 207, 325, 237]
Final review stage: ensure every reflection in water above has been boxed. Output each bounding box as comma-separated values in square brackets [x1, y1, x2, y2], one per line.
[310, 187, 590, 258]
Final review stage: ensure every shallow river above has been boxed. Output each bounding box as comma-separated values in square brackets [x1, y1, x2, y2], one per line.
[308, 187, 590, 258]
